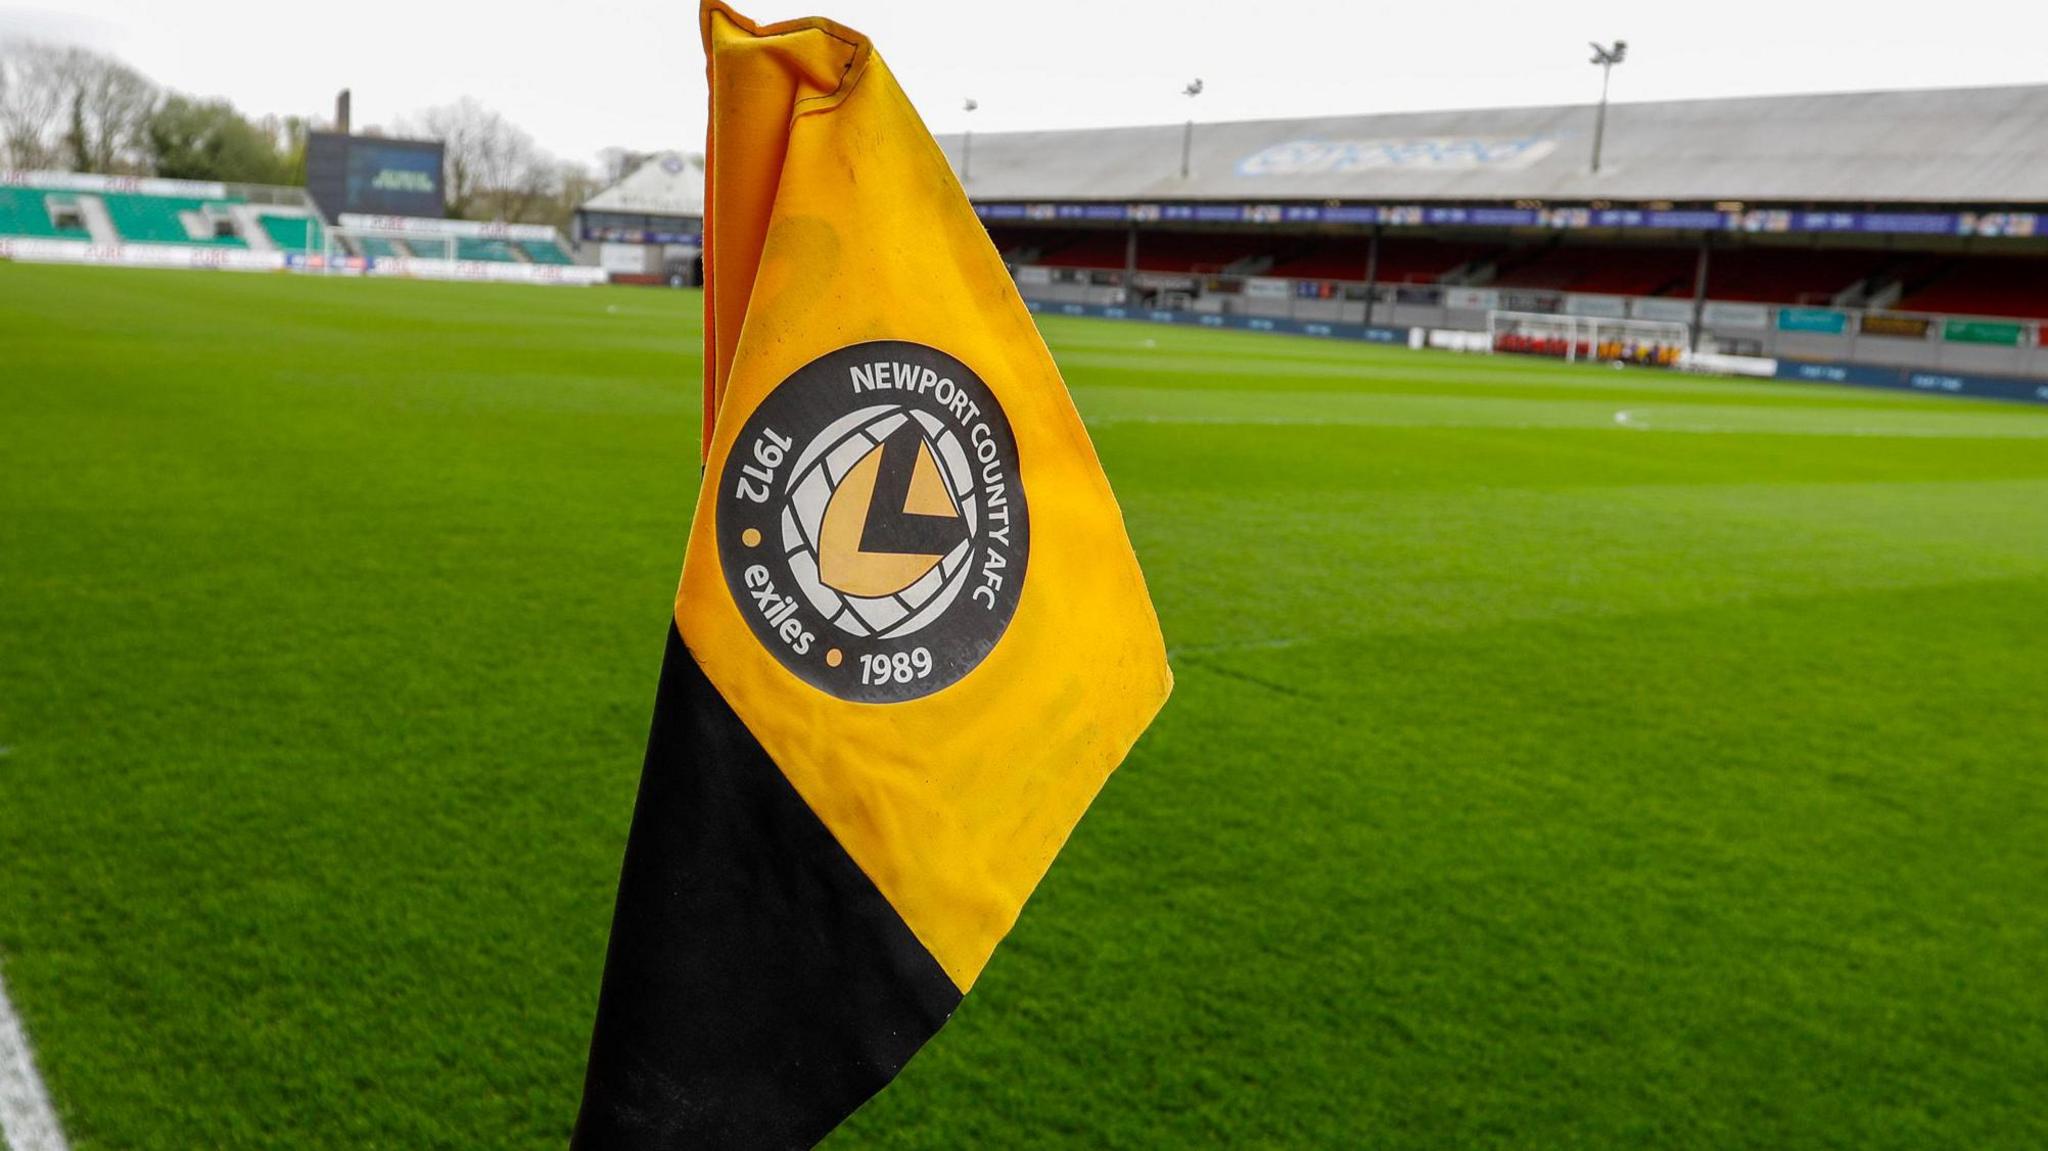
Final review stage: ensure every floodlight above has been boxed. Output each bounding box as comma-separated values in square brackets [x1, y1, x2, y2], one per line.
[1587, 40, 1628, 173]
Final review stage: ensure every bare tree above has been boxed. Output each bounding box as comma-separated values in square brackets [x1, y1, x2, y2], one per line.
[543, 159, 601, 231]
[0, 41, 157, 172]
[59, 45, 157, 173]
[595, 146, 651, 188]
[0, 41, 68, 168]
[401, 96, 559, 222]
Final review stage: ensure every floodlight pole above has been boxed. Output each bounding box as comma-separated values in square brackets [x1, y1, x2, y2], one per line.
[1362, 224, 1382, 326]
[1591, 66, 1611, 173]
[1690, 233, 1712, 351]
[1123, 225, 1139, 307]
[1588, 40, 1627, 174]
[1179, 78, 1203, 180]
[961, 97, 978, 183]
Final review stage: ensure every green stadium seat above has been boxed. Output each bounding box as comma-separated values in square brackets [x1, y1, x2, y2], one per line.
[455, 237, 521, 262]
[258, 215, 323, 253]
[0, 188, 91, 240]
[360, 236, 402, 259]
[100, 192, 248, 247]
[519, 240, 573, 265]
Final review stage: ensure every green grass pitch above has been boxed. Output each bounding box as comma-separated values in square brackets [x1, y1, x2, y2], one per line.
[3, 263, 2046, 1149]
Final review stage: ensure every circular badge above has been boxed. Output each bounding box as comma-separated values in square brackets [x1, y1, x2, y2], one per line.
[715, 341, 1029, 703]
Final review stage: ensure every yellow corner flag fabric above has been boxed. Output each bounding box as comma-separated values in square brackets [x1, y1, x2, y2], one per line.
[689, 0, 1170, 992]
[573, 4, 1170, 1148]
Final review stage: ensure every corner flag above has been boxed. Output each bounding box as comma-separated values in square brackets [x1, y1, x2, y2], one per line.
[572, 4, 1171, 1148]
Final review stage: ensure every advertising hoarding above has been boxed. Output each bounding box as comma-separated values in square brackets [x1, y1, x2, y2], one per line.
[1860, 314, 1934, 339]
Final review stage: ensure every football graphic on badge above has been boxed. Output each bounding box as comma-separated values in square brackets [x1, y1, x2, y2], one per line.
[716, 341, 1029, 702]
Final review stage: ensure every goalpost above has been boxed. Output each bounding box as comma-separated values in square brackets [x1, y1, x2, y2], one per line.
[1486, 310, 1690, 367]
[322, 226, 459, 270]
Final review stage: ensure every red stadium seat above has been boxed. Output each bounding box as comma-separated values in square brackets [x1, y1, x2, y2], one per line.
[1896, 257, 2048, 319]
[1696, 248, 1896, 305]
[1488, 245, 1696, 296]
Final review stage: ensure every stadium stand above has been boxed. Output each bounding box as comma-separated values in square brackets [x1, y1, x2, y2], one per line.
[0, 187, 90, 239]
[1022, 231, 1268, 274]
[317, 219, 575, 266]
[520, 239, 574, 265]
[7, 84, 2048, 362]
[985, 227, 1048, 264]
[0, 172, 598, 283]
[101, 192, 247, 246]
[258, 214, 322, 253]
[321, 212, 595, 281]
[1693, 248, 1900, 305]
[341, 231, 563, 265]
[1896, 256, 2048, 319]
[456, 237, 520, 262]
[1486, 243, 1698, 297]
[0, 174, 329, 254]
[1270, 238, 1483, 283]
[940, 83, 2048, 378]
[1126, 232, 1269, 273]
[1018, 233, 1121, 269]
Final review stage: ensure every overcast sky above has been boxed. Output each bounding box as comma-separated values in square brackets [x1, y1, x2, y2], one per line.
[5, 1, 2045, 168]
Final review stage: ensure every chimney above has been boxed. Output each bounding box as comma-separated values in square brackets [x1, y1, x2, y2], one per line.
[335, 89, 352, 135]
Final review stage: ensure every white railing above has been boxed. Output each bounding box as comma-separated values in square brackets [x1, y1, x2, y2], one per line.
[335, 213, 565, 243]
[1011, 263, 2046, 341]
[1, 170, 318, 210]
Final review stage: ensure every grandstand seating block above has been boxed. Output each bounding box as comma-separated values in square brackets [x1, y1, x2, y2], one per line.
[100, 193, 247, 247]
[0, 188, 90, 240]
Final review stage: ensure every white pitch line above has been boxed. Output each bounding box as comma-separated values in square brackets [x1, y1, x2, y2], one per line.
[0, 965, 68, 1151]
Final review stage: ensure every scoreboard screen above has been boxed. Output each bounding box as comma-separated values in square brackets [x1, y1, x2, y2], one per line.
[306, 133, 446, 219]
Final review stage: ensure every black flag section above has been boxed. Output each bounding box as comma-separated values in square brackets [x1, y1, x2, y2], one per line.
[573, 624, 962, 1151]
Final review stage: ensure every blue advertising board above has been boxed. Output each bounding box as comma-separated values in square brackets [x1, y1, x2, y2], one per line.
[1024, 299, 1409, 345]
[1775, 359, 2048, 405]
[1012, 301, 2048, 408]
[975, 201, 2033, 239]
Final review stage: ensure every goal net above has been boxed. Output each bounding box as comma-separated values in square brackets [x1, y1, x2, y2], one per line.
[323, 226, 459, 268]
[1486, 310, 1689, 367]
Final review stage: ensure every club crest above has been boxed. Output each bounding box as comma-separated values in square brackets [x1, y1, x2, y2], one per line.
[716, 341, 1029, 702]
